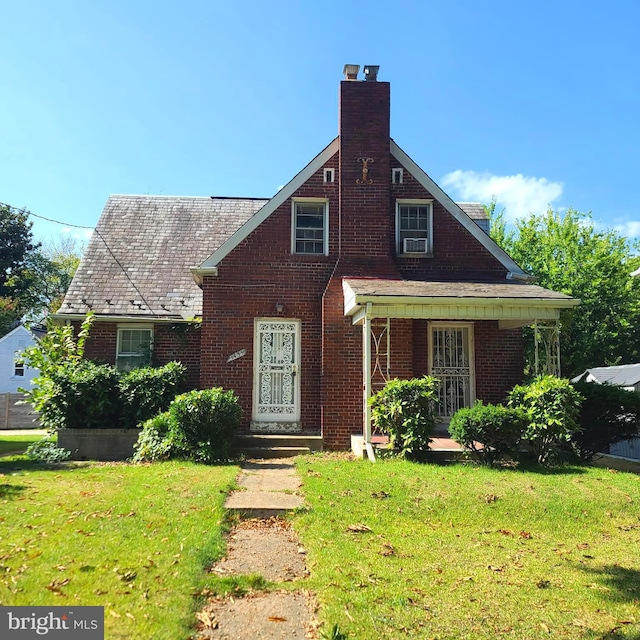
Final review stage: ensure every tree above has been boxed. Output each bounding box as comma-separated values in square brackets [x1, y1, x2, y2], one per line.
[488, 206, 640, 377]
[0, 204, 39, 333]
[0, 203, 38, 299]
[11, 236, 84, 322]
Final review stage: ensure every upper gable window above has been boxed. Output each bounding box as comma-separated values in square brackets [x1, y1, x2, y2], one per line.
[323, 168, 335, 183]
[116, 326, 153, 372]
[292, 200, 328, 255]
[396, 200, 433, 256]
[13, 360, 25, 377]
[392, 168, 403, 184]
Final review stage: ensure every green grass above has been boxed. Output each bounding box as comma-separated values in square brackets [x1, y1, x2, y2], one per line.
[0, 457, 239, 639]
[295, 455, 640, 640]
[0, 433, 42, 456]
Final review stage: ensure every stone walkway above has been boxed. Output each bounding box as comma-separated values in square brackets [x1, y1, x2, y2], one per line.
[194, 458, 317, 639]
[224, 459, 306, 518]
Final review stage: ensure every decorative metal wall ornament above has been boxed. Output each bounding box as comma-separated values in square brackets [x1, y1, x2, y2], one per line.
[356, 157, 374, 184]
[370, 318, 390, 392]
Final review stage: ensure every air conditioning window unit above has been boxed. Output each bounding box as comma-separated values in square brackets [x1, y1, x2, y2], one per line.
[403, 237, 428, 253]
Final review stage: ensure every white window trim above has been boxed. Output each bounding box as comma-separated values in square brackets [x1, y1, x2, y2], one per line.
[323, 168, 335, 183]
[392, 167, 403, 184]
[428, 322, 476, 419]
[396, 199, 433, 256]
[291, 198, 329, 256]
[116, 324, 154, 371]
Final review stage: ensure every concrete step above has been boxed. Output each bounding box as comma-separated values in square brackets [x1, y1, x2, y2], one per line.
[241, 446, 311, 459]
[234, 434, 322, 459]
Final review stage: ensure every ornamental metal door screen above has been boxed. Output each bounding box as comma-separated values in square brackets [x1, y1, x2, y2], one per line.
[430, 324, 475, 419]
[253, 320, 300, 422]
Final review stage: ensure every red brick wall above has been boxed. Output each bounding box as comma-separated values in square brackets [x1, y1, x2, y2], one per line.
[474, 321, 524, 403]
[199, 79, 525, 448]
[80, 321, 201, 390]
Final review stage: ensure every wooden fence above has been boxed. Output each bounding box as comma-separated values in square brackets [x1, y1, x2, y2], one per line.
[1, 393, 40, 429]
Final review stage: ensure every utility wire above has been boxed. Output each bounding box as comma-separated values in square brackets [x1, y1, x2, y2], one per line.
[1, 200, 157, 315]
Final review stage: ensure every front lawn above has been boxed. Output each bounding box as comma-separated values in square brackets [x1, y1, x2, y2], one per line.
[0, 433, 42, 456]
[296, 455, 640, 639]
[0, 457, 238, 639]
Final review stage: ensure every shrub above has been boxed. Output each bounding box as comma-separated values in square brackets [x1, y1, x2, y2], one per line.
[571, 382, 640, 461]
[47, 360, 121, 430]
[19, 313, 95, 431]
[25, 438, 72, 463]
[508, 375, 583, 464]
[120, 361, 186, 429]
[132, 412, 182, 462]
[168, 388, 241, 462]
[449, 401, 527, 465]
[369, 376, 440, 458]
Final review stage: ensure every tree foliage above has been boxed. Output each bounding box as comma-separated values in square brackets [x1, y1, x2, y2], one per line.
[0, 203, 38, 298]
[488, 205, 640, 377]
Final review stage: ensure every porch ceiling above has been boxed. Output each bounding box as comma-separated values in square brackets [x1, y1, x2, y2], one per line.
[343, 278, 580, 328]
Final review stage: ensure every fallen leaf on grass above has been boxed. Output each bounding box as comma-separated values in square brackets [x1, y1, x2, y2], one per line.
[371, 490, 390, 499]
[540, 622, 551, 633]
[109, 611, 121, 619]
[519, 531, 532, 539]
[46, 578, 70, 595]
[268, 616, 287, 623]
[347, 523, 372, 533]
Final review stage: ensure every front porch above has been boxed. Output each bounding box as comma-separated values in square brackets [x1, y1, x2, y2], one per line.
[342, 278, 579, 461]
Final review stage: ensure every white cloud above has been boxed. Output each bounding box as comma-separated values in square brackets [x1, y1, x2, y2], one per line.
[441, 170, 563, 222]
[613, 220, 640, 239]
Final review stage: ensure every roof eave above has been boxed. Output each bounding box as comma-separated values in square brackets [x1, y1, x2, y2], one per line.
[390, 140, 530, 278]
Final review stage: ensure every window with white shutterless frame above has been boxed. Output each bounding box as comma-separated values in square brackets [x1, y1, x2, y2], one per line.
[116, 325, 153, 372]
[396, 199, 433, 256]
[292, 199, 329, 256]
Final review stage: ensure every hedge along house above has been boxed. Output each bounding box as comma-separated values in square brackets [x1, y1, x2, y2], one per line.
[56, 65, 578, 453]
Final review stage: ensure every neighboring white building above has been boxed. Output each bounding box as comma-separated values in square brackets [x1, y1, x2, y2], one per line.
[0, 325, 39, 393]
[572, 363, 640, 460]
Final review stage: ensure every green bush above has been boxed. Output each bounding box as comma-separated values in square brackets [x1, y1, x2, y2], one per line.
[132, 412, 182, 462]
[449, 401, 527, 465]
[508, 375, 583, 464]
[120, 361, 186, 429]
[369, 376, 440, 458]
[571, 382, 640, 461]
[25, 438, 72, 463]
[168, 388, 241, 462]
[48, 360, 121, 430]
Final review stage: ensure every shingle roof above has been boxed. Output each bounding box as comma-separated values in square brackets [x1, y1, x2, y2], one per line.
[571, 363, 640, 387]
[58, 195, 267, 319]
[456, 202, 488, 220]
[343, 278, 577, 302]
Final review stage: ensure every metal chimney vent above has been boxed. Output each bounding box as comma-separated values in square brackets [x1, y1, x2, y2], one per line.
[343, 64, 360, 80]
[363, 65, 380, 81]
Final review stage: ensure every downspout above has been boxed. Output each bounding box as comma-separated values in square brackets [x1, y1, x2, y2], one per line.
[363, 302, 376, 462]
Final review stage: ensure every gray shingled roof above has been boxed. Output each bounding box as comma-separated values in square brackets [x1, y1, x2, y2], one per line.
[58, 195, 267, 319]
[571, 363, 640, 387]
[343, 278, 577, 302]
[457, 202, 488, 220]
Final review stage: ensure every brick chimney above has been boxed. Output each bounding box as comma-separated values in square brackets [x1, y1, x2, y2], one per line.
[338, 64, 395, 273]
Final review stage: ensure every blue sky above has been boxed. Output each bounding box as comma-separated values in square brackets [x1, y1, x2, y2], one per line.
[3, 0, 640, 244]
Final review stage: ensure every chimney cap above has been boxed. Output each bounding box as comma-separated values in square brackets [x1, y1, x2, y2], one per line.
[363, 65, 380, 81]
[343, 64, 360, 80]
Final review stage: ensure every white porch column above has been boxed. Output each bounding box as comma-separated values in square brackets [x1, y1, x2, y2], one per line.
[362, 303, 375, 461]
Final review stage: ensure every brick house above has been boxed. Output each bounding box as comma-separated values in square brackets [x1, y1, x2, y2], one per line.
[57, 65, 577, 450]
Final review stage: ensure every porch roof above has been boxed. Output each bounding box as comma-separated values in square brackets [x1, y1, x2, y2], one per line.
[343, 278, 579, 328]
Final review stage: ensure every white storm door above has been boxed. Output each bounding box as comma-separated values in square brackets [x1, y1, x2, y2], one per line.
[429, 323, 475, 419]
[253, 320, 300, 422]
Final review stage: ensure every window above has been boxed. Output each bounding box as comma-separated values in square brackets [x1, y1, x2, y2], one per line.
[116, 326, 153, 371]
[14, 361, 24, 377]
[323, 168, 335, 183]
[392, 168, 403, 184]
[396, 200, 433, 255]
[292, 200, 328, 255]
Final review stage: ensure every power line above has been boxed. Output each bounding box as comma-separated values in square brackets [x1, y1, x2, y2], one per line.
[0, 201, 95, 230]
[1, 200, 156, 315]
